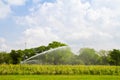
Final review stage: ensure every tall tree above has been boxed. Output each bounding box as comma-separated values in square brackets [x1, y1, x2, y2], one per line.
[108, 49, 120, 66]
[10, 50, 23, 64]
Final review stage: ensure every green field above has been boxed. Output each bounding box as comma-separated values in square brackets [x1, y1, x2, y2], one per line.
[0, 75, 120, 80]
[0, 65, 120, 75]
[0, 65, 120, 80]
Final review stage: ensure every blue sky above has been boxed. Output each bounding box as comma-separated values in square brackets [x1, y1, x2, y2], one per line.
[0, 0, 120, 52]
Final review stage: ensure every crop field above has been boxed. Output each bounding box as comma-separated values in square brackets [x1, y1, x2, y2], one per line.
[0, 65, 120, 80]
[0, 65, 120, 75]
[0, 75, 120, 80]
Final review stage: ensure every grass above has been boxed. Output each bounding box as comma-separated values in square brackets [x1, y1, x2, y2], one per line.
[0, 75, 120, 80]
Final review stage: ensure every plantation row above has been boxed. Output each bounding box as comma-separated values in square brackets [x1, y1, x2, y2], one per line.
[0, 65, 120, 75]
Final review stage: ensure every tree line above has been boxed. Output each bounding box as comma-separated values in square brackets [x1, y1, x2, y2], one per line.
[0, 41, 120, 66]
[0, 41, 67, 64]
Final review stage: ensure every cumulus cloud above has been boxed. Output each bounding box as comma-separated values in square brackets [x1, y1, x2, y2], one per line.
[0, 0, 29, 18]
[0, 0, 11, 19]
[15, 0, 120, 51]
[13, 27, 61, 50]
[0, 0, 27, 19]
[0, 38, 9, 51]
[4, 0, 27, 6]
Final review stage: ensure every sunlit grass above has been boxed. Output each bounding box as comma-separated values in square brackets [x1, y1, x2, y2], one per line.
[0, 75, 120, 80]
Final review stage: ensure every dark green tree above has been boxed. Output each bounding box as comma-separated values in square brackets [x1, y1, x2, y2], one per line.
[47, 41, 67, 49]
[10, 50, 23, 64]
[23, 49, 36, 60]
[108, 49, 120, 66]
[0, 52, 12, 64]
[34, 46, 47, 53]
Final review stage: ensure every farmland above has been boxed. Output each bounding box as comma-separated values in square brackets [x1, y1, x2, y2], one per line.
[0, 75, 120, 80]
[0, 65, 120, 80]
[0, 65, 120, 75]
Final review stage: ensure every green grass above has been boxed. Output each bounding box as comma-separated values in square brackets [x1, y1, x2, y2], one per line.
[0, 75, 120, 80]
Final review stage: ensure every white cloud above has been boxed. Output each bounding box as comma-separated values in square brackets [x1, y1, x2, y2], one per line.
[91, 0, 120, 9]
[0, 37, 5, 43]
[23, 27, 60, 45]
[0, 0, 28, 19]
[0, 38, 9, 51]
[15, 0, 120, 51]
[5, 0, 27, 6]
[14, 27, 61, 49]
[0, 0, 11, 19]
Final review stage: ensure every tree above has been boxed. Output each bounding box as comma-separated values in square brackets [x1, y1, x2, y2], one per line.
[44, 47, 74, 65]
[4, 53, 12, 64]
[79, 48, 101, 65]
[10, 50, 23, 64]
[24, 47, 74, 65]
[0, 52, 6, 64]
[47, 41, 67, 49]
[23, 49, 36, 59]
[0, 52, 12, 64]
[108, 49, 120, 66]
[98, 50, 109, 65]
[70, 55, 84, 65]
[34, 46, 47, 53]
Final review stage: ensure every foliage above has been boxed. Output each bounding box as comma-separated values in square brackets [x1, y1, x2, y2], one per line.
[23, 49, 36, 60]
[79, 48, 101, 65]
[7, 41, 67, 64]
[34, 46, 47, 53]
[47, 41, 67, 49]
[34, 41, 67, 54]
[108, 49, 120, 66]
[10, 50, 23, 64]
[0, 41, 120, 66]
[23, 47, 74, 65]
[0, 52, 12, 64]
[98, 50, 109, 65]
[0, 65, 120, 75]
[70, 55, 84, 65]
[44, 47, 74, 65]
[0, 52, 7, 64]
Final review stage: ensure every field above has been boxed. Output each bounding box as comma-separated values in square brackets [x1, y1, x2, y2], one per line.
[0, 65, 120, 80]
[0, 75, 120, 80]
[0, 65, 120, 75]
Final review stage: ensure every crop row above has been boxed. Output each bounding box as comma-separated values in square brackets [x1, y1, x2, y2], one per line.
[0, 65, 120, 75]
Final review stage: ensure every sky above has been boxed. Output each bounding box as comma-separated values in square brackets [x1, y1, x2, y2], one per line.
[0, 0, 120, 52]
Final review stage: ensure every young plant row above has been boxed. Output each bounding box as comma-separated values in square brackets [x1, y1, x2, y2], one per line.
[0, 65, 120, 75]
